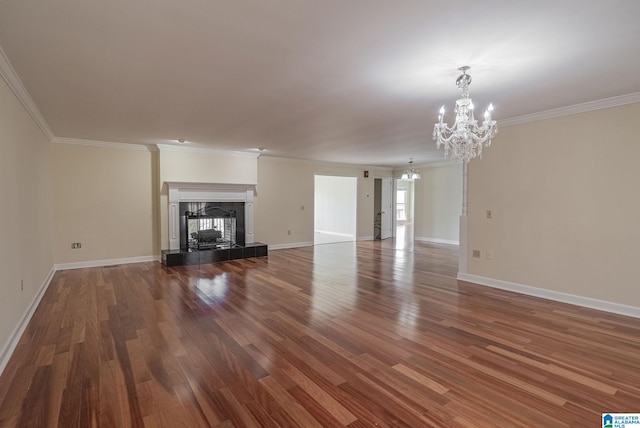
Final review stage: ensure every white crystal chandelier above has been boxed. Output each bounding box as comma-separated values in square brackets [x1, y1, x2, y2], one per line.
[400, 158, 421, 181]
[433, 66, 497, 162]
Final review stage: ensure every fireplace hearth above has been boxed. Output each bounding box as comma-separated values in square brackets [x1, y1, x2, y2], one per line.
[161, 242, 267, 267]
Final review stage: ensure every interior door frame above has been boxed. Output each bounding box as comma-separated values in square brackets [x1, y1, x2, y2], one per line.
[380, 177, 393, 239]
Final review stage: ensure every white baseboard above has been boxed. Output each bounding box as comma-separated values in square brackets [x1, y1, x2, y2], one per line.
[457, 273, 640, 319]
[268, 241, 314, 250]
[0, 268, 56, 375]
[357, 235, 374, 241]
[415, 236, 460, 246]
[55, 255, 159, 271]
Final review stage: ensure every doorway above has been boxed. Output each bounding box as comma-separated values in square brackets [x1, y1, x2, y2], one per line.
[396, 179, 415, 246]
[374, 178, 393, 240]
[314, 175, 357, 245]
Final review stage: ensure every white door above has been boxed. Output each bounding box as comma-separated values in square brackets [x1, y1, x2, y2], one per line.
[380, 178, 393, 239]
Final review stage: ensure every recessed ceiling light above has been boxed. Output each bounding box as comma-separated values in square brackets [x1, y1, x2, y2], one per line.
[177, 139, 187, 144]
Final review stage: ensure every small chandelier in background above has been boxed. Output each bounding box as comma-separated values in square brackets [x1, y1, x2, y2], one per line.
[401, 158, 421, 181]
[433, 66, 497, 162]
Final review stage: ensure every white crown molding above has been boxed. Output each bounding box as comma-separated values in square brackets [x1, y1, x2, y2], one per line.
[0, 45, 55, 141]
[500, 92, 640, 127]
[393, 160, 461, 178]
[403, 160, 460, 169]
[418, 160, 460, 168]
[52, 137, 154, 151]
[165, 181, 258, 191]
[261, 155, 395, 172]
[155, 144, 260, 158]
[457, 273, 640, 319]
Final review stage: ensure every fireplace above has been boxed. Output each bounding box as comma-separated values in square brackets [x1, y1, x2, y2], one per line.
[180, 201, 244, 250]
[161, 182, 267, 266]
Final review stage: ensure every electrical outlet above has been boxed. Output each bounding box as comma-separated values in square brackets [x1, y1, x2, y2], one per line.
[472, 249, 481, 258]
[71, 242, 82, 249]
[486, 209, 492, 219]
[486, 251, 493, 260]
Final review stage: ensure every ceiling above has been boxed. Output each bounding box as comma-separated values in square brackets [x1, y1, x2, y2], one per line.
[1, 0, 639, 167]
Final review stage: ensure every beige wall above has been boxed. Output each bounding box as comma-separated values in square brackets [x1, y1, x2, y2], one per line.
[158, 149, 258, 184]
[255, 157, 392, 246]
[52, 143, 157, 263]
[158, 148, 258, 250]
[413, 164, 462, 243]
[468, 102, 640, 307]
[0, 75, 54, 354]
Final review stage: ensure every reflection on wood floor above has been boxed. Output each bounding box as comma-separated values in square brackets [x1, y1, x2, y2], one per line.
[0, 238, 639, 427]
[313, 230, 354, 245]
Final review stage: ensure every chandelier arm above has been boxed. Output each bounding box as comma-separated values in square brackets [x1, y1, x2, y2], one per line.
[433, 132, 456, 145]
[433, 125, 456, 141]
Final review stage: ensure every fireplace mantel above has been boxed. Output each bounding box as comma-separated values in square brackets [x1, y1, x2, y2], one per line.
[166, 182, 256, 250]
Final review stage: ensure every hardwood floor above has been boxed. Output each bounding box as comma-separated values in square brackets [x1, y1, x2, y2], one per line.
[1, 239, 639, 427]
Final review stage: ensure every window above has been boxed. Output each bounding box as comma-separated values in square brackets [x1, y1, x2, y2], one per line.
[397, 189, 407, 221]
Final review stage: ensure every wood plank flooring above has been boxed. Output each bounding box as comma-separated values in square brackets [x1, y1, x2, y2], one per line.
[1, 239, 639, 427]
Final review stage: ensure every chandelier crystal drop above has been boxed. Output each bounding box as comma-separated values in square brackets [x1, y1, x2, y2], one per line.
[401, 158, 421, 181]
[433, 66, 497, 163]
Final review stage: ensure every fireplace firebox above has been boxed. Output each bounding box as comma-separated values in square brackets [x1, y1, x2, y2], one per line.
[179, 201, 245, 250]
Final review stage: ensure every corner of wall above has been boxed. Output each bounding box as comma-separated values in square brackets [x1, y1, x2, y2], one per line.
[0, 267, 55, 375]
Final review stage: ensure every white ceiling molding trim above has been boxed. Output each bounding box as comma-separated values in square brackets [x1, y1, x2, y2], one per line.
[417, 160, 461, 169]
[262, 155, 394, 172]
[392, 160, 460, 177]
[52, 137, 154, 151]
[155, 144, 260, 159]
[500, 92, 640, 127]
[0, 44, 54, 141]
[165, 181, 258, 192]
